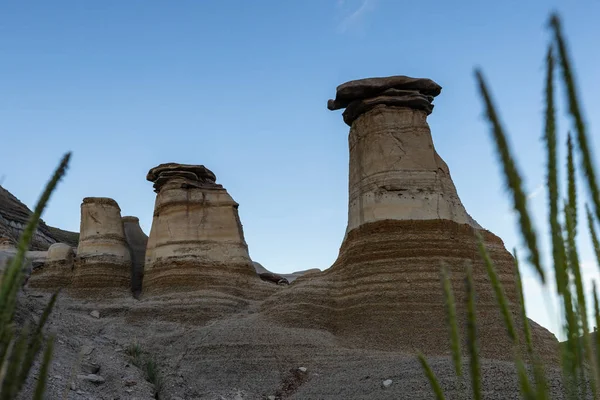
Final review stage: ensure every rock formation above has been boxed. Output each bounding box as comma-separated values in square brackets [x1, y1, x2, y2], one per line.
[0, 184, 79, 250]
[122, 216, 148, 297]
[28, 243, 75, 289]
[143, 163, 257, 294]
[252, 261, 320, 284]
[262, 75, 559, 363]
[71, 197, 131, 293]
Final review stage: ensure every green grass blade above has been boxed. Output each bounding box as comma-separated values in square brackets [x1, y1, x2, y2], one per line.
[515, 357, 537, 400]
[475, 69, 545, 284]
[0, 153, 71, 316]
[476, 234, 517, 343]
[0, 326, 29, 400]
[441, 266, 462, 377]
[513, 249, 533, 352]
[465, 263, 482, 400]
[567, 133, 578, 229]
[32, 336, 55, 400]
[550, 14, 600, 226]
[16, 291, 59, 392]
[543, 44, 569, 296]
[417, 352, 446, 400]
[587, 204, 600, 269]
[594, 283, 600, 387]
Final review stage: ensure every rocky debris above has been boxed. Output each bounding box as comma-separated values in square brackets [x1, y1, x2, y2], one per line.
[298, 367, 307, 373]
[27, 242, 75, 289]
[143, 163, 256, 294]
[146, 163, 222, 193]
[90, 310, 100, 318]
[77, 373, 105, 384]
[382, 379, 393, 388]
[327, 75, 442, 126]
[71, 197, 131, 294]
[81, 361, 101, 374]
[122, 216, 148, 298]
[0, 184, 79, 250]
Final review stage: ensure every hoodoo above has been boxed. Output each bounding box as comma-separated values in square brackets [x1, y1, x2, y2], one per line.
[142, 163, 256, 294]
[262, 75, 559, 362]
[71, 197, 131, 293]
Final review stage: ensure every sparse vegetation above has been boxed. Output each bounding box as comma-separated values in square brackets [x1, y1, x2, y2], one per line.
[127, 341, 163, 398]
[419, 12, 600, 399]
[0, 153, 71, 399]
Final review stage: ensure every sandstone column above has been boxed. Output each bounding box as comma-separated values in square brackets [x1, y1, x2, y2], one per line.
[143, 163, 255, 294]
[71, 197, 131, 292]
[327, 76, 481, 234]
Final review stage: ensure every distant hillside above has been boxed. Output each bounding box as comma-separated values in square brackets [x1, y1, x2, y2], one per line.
[0, 184, 78, 250]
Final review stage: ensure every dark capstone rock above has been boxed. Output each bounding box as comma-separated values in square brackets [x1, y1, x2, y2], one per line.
[342, 93, 435, 126]
[327, 75, 442, 111]
[146, 163, 222, 193]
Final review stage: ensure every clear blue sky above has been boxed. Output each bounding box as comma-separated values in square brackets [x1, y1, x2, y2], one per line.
[1, 1, 599, 337]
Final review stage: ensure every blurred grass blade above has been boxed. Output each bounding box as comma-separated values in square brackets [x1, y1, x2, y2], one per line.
[465, 263, 482, 400]
[594, 283, 600, 387]
[476, 234, 517, 343]
[550, 14, 600, 225]
[587, 204, 600, 268]
[475, 69, 545, 284]
[417, 353, 446, 400]
[0, 326, 29, 400]
[441, 265, 462, 377]
[33, 336, 55, 400]
[567, 133, 578, 229]
[16, 291, 59, 393]
[544, 44, 569, 296]
[513, 249, 533, 352]
[515, 357, 537, 400]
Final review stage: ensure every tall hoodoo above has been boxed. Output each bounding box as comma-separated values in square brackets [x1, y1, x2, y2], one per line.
[71, 197, 131, 292]
[328, 76, 480, 234]
[143, 163, 255, 294]
[261, 75, 559, 363]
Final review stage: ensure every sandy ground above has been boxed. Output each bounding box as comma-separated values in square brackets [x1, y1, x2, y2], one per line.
[14, 289, 589, 400]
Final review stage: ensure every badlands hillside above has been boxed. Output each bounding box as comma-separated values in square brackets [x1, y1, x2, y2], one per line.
[1, 76, 579, 400]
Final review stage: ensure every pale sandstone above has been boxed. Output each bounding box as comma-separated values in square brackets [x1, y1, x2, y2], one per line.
[71, 197, 131, 294]
[28, 243, 75, 289]
[143, 163, 256, 294]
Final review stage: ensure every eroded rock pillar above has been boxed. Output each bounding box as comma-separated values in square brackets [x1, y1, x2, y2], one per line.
[143, 163, 255, 294]
[327, 76, 480, 234]
[71, 197, 131, 292]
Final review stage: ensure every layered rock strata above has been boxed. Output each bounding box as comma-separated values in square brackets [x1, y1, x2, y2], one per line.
[0, 184, 79, 250]
[143, 163, 257, 294]
[122, 216, 148, 297]
[262, 76, 559, 363]
[28, 243, 75, 289]
[71, 197, 131, 293]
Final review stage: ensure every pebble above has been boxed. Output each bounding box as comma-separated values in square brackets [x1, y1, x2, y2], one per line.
[70, 382, 77, 391]
[298, 367, 307, 373]
[81, 361, 100, 374]
[90, 310, 100, 319]
[77, 374, 106, 384]
[383, 379, 393, 387]
[268, 396, 276, 400]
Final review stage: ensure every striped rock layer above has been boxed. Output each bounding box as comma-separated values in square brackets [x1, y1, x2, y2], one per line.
[143, 164, 257, 295]
[28, 243, 75, 289]
[71, 197, 131, 294]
